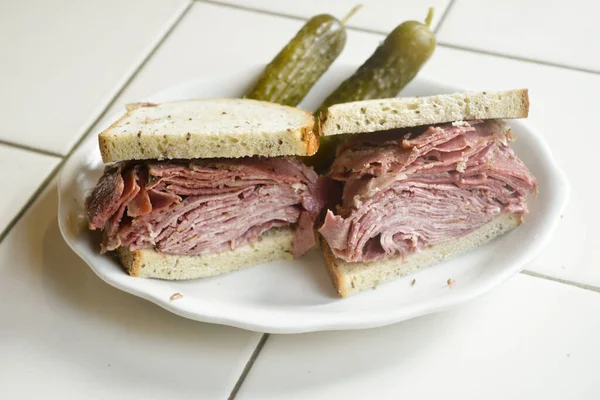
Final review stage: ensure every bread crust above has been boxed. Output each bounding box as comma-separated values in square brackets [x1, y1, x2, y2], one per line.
[116, 227, 295, 280]
[99, 98, 317, 163]
[320, 237, 347, 297]
[98, 103, 157, 163]
[321, 89, 530, 137]
[321, 213, 522, 297]
[302, 125, 319, 156]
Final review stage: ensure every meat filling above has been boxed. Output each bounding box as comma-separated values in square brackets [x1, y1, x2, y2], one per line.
[318, 120, 537, 263]
[87, 157, 324, 258]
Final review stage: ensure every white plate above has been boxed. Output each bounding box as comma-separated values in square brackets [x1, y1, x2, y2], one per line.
[58, 64, 569, 334]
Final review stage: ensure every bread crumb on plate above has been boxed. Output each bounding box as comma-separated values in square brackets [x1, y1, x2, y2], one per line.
[170, 292, 183, 301]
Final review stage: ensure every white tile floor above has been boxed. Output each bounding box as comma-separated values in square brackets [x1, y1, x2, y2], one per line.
[238, 274, 600, 400]
[437, 0, 600, 72]
[0, 179, 262, 399]
[0, 0, 190, 155]
[1, 0, 598, 398]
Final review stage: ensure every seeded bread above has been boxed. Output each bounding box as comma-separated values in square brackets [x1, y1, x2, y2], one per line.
[117, 227, 294, 280]
[99, 98, 317, 163]
[322, 213, 522, 297]
[320, 89, 529, 136]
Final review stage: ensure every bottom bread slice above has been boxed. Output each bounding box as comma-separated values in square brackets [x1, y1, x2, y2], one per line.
[117, 227, 294, 280]
[322, 213, 522, 297]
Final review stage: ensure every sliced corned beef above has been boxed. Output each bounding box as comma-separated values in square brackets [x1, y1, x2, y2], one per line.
[86, 157, 324, 258]
[319, 120, 537, 263]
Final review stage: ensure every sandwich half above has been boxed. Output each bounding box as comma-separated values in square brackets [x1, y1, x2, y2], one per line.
[86, 98, 323, 280]
[318, 89, 537, 297]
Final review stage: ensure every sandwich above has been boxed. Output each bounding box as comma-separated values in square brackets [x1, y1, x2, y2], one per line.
[317, 89, 537, 296]
[86, 98, 324, 280]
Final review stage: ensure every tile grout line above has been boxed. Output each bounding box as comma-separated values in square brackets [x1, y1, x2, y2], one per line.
[437, 42, 600, 76]
[0, 139, 62, 158]
[0, 158, 65, 245]
[197, 0, 600, 76]
[199, 0, 308, 23]
[433, 0, 457, 35]
[521, 270, 600, 294]
[197, 0, 388, 35]
[228, 333, 270, 400]
[0, 1, 194, 245]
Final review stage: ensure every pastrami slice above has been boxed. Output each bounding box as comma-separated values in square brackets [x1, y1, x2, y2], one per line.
[86, 157, 324, 258]
[319, 120, 537, 263]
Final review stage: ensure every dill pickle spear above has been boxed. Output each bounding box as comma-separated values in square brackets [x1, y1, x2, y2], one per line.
[246, 14, 347, 106]
[309, 9, 437, 171]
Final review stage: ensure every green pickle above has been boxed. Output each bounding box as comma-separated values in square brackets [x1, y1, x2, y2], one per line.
[246, 14, 347, 107]
[310, 9, 437, 171]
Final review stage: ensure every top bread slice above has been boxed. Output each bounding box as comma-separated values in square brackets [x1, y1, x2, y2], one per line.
[320, 89, 529, 136]
[99, 98, 317, 163]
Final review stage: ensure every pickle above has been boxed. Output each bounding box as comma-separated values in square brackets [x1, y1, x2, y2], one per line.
[310, 9, 437, 171]
[316, 9, 436, 116]
[246, 14, 347, 106]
